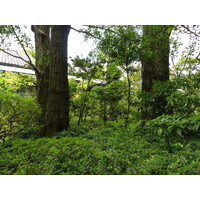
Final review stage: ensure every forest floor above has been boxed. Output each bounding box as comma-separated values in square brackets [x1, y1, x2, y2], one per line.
[0, 121, 200, 175]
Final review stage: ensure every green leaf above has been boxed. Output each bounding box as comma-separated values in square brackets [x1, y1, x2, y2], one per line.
[157, 128, 163, 135]
[176, 128, 182, 137]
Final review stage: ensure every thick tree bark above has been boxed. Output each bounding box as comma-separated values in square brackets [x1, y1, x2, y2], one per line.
[141, 25, 172, 120]
[31, 25, 50, 136]
[44, 25, 70, 136]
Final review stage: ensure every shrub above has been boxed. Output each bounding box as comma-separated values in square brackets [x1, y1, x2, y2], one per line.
[139, 76, 200, 118]
[166, 89, 200, 116]
[145, 114, 200, 152]
[0, 71, 35, 93]
[0, 92, 41, 141]
[58, 125, 89, 137]
[106, 120, 125, 130]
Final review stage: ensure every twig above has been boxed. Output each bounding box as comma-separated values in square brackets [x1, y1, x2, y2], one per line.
[196, 52, 200, 62]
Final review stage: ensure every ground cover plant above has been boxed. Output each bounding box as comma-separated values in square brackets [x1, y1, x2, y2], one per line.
[0, 120, 199, 175]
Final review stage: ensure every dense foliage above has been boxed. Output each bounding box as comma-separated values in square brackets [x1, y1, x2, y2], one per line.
[0, 92, 41, 141]
[139, 74, 200, 118]
[0, 25, 200, 175]
[0, 122, 199, 175]
[0, 71, 35, 94]
[0, 72, 41, 141]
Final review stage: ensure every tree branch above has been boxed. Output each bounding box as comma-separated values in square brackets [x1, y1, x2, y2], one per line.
[83, 25, 125, 37]
[196, 52, 200, 62]
[181, 25, 200, 38]
[0, 48, 29, 64]
[2, 26, 41, 75]
[70, 26, 101, 40]
[0, 48, 40, 75]
[11, 26, 35, 67]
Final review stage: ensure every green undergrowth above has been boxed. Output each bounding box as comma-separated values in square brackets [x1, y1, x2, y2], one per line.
[0, 121, 199, 175]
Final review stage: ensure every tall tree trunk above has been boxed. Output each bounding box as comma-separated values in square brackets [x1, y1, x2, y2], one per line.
[125, 71, 131, 128]
[31, 25, 50, 136]
[141, 25, 172, 120]
[45, 25, 70, 136]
